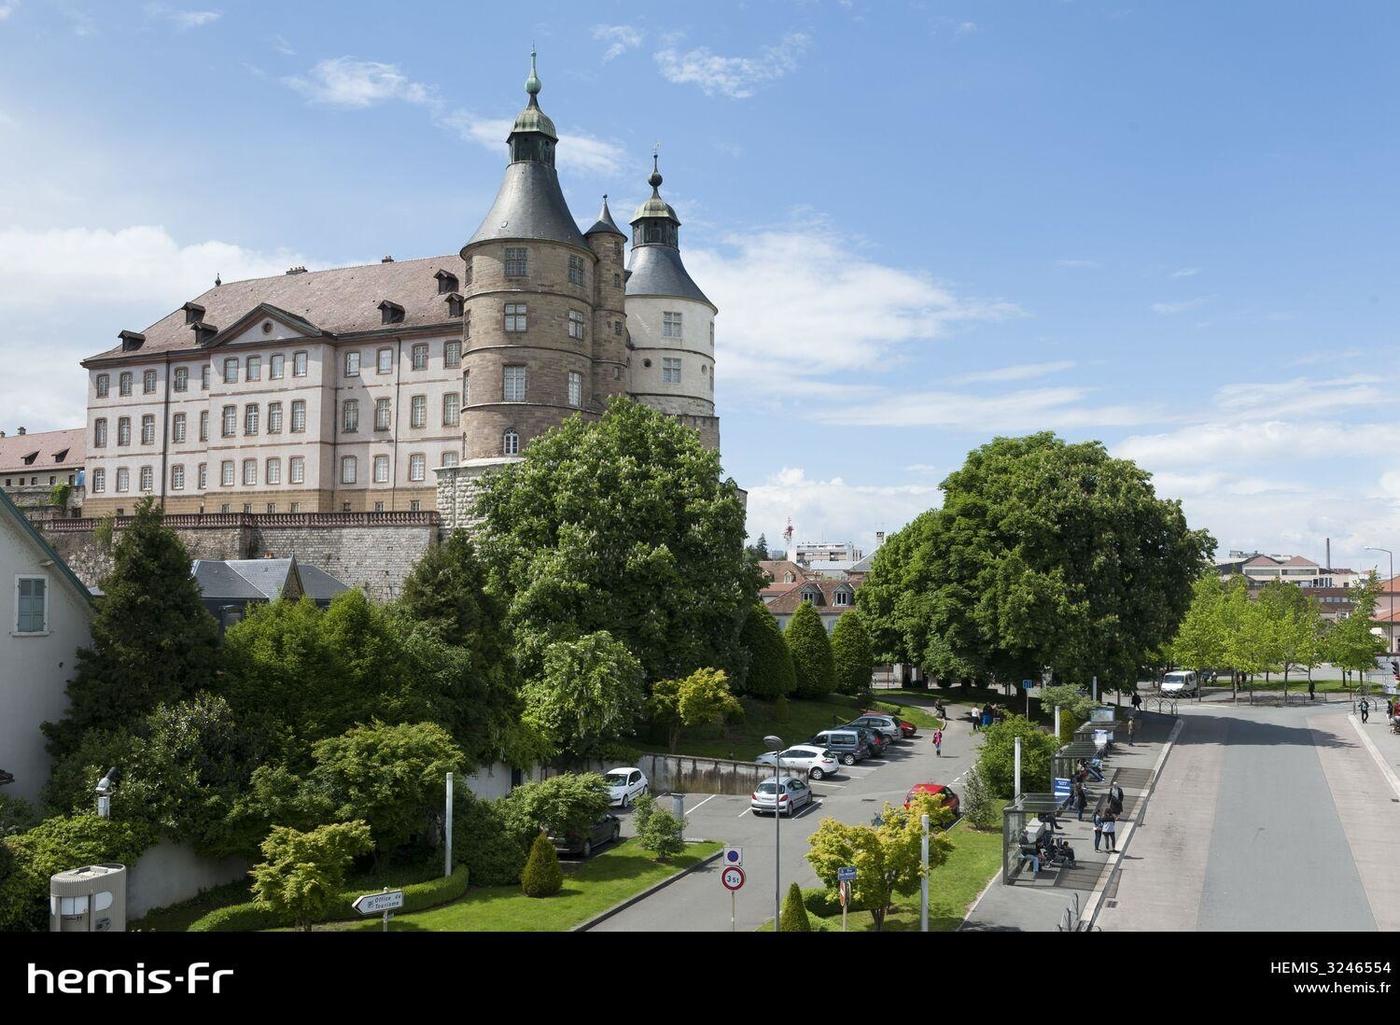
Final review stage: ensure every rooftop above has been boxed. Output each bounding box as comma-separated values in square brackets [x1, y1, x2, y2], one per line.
[0, 428, 85, 474]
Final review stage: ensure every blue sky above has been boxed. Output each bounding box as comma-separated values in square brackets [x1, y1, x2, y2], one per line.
[2, 1, 1399, 573]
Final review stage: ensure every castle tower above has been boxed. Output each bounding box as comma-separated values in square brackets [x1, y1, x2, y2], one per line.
[584, 196, 629, 403]
[624, 156, 720, 450]
[459, 52, 597, 464]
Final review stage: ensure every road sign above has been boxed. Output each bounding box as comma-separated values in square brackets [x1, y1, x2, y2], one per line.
[352, 889, 404, 915]
[838, 880, 850, 907]
[1021, 679, 1033, 689]
[721, 866, 745, 891]
[1053, 777, 1072, 799]
[723, 846, 743, 867]
[837, 865, 857, 882]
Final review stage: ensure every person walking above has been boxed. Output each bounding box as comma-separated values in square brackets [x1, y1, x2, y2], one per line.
[1131, 690, 1142, 713]
[1092, 808, 1105, 852]
[1103, 812, 1118, 852]
[932, 727, 944, 757]
[1361, 696, 1371, 724]
[1109, 783, 1124, 815]
[970, 705, 981, 733]
[1308, 678, 1316, 702]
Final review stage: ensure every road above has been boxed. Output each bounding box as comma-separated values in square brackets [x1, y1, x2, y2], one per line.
[597, 712, 976, 931]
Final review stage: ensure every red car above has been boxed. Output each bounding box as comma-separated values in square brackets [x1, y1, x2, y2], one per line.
[905, 783, 960, 816]
[861, 711, 919, 738]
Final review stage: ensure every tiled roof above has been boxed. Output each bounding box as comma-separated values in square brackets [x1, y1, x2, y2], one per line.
[0, 428, 85, 473]
[767, 577, 858, 614]
[83, 255, 465, 363]
[758, 559, 810, 583]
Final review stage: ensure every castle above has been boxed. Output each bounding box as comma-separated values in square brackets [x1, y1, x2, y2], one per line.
[78, 54, 719, 519]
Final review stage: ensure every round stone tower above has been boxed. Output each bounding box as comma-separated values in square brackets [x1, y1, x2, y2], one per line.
[459, 52, 597, 463]
[624, 156, 720, 450]
[584, 196, 629, 404]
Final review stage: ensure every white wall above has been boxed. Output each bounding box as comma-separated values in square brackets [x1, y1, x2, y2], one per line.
[126, 840, 249, 918]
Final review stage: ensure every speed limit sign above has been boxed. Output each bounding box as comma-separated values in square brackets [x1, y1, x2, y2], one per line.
[721, 866, 746, 891]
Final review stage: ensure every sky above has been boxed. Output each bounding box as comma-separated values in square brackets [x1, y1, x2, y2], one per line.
[2, 0, 1399, 574]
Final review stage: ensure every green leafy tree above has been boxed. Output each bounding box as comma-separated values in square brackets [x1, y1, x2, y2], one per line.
[250, 820, 373, 932]
[1223, 584, 1278, 700]
[0, 814, 153, 931]
[960, 764, 1002, 831]
[636, 806, 685, 862]
[44, 497, 221, 759]
[647, 668, 744, 751]
[503, 772, 613, 839]
[1257, 580, 1325, 697]
[522, 632, 646, 761]
[306, 722, 463, 859]
[1326, 574, 1386, 691]
[976, 715, 1059, 798]
[780, 881, 811, 931]
[831, 614, 875, 696]
[858, 434, 1213, 694]
[1170, 573, 1227, 683]
[805, 791, 953, 930]
[474, 398, 763, 684]
[520, 831, 564, 897]
[738, 603, 797, 699]
[787, 601, 836, 698]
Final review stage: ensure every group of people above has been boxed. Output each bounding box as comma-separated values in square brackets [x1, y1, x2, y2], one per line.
[1092, 785, 1125, 853]
[969, 703, 1007, 731]
[1361, 696, 1400, 732]
[1018, 823, 1077, 875]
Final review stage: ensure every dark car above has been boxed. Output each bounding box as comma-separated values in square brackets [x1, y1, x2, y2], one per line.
[905, 783, 960, 817]
[843, 723, 890, 757]
[550, 814, 622, 858]
[808, 728, 871, 766]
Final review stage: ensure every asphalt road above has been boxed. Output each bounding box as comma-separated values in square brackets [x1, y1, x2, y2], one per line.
[595, 716, 976, 931]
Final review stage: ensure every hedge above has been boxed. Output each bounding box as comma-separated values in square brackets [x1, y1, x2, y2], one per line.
[189, 863, 469, 932]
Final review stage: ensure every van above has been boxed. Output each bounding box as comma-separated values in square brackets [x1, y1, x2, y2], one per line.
[1160, 670, 1200, 696]
[809, 729, 868, 766]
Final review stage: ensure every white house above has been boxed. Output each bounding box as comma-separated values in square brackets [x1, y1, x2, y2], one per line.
[0, 487, 93, 805]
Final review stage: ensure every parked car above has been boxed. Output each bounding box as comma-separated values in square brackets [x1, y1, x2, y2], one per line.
[603, 767, 649, 807]
[750, 775, 815, 817]
[1160, 670, 1200, 696]
[809, 728, 870, 765]
[863, 710, 919, 738]
[844, 723, 889, 757]
[905, 783, 960, 817]
[549, 814, 622, 858]
[755, 745, 841, 780]
[847, 714, 904, 743]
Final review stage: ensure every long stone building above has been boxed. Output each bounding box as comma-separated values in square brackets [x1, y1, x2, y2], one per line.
[79, 55, 718, 518]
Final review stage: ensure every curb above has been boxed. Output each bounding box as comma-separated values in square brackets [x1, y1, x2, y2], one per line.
[1346, 714, 1400, 801]
[572, 847, 723, 932]
[1078, 716, 1184, 930]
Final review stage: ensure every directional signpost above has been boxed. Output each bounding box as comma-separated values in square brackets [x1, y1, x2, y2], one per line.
[721, 864, 745, 932]
[353, 887, 405, 933]
[838, 866, 856, 932]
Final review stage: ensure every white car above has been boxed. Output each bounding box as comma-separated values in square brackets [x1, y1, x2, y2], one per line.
[603, 767, 649, 808]
[1160, 670, 1200, 696]
[755, 745, 840, 781]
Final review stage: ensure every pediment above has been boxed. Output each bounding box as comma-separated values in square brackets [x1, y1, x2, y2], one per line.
[205, 304, 332, 348]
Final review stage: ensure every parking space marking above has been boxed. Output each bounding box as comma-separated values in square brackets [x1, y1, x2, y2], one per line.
[809, 780, 846, 789]
[685, 794, 718, 815]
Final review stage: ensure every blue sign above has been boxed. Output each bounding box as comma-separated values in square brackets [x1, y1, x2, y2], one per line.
[837, 866, 857, 882]
[1053, 777, 1072, 799]
[1021, 679, 1033, 689]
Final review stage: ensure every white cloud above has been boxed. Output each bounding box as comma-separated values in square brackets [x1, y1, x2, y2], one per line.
[285, 57, 434, 108]
[956, 21, 979, 34]
[1055, 258, 1100, 269]
[818, 385, 1163, 432]
[744, 467, 941, 554]
[689, 227, 1018, 384]
[1150, 297, 1208, 315]
[655, 32, 810, 99]
[593, 24, 642, 62]
[1170, 266, 1200, 278]
[1115, 419, 1400, 469]
[272, 34, 295, 56]
[0, 2, 18, 22]
[953, 360, 1076, 385]
[144, 4, 221, 29]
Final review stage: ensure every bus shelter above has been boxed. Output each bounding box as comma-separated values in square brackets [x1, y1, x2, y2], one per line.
[1052, 741, 1101, 786]
[1001, 794, 1066, 884]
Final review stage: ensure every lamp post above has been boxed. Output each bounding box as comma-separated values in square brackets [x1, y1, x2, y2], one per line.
[1365, 547, 1394, 655]
[764, 733, 783, 929]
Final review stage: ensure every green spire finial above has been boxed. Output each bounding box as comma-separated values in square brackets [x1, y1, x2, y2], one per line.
[525, 47, 541, 97]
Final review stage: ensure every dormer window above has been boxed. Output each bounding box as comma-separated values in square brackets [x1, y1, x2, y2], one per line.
[801, 588, 819, 604]
[118, 330, 146, 352]
[53, 449, 69, 463]
[834, 590, 851, 607]
[192, 322, 218, 345]
[183, 302, 206, 325]
[379, 300, 405, 325]
[435, 270, 459, 294]
[444, 292, 464, 318]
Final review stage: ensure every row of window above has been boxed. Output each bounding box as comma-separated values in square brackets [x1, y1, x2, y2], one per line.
[342, 393, 460, 432]
[89, 449, 460, 494]
[342, 341, 463, 378]
[336, 452, 456, 485]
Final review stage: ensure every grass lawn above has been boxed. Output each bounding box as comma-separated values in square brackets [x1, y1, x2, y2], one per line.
[325, 839, 720, 932]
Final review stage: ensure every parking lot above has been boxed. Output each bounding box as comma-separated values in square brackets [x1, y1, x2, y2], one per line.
[594, 710, 979, 931]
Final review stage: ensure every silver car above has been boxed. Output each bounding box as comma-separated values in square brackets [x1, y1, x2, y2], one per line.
[750, 775, 815, 817]
[755, 745, 841, 781]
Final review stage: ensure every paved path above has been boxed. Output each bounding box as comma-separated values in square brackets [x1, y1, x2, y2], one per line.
[1097, 702, 1400, 931]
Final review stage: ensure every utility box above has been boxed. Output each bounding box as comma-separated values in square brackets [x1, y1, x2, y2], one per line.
[49, 864, 126, 933]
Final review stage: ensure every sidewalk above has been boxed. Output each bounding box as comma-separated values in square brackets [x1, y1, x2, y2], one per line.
[1349, 707, 1400, 799]
[959, 711, 1175, 932]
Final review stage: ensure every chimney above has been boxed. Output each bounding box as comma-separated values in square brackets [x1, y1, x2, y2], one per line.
[381, 255, 395, 263]
[1325, 538, 1331, 571]
[17, 426, 26, 435]
[875, 531, 885, 547]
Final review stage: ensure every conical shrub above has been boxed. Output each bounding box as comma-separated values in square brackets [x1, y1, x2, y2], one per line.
[779, 881, 811, 932]
[520, 831, 563, 897]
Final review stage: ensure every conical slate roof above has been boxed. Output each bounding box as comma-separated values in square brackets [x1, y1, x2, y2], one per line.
[585, 195, 626, 238]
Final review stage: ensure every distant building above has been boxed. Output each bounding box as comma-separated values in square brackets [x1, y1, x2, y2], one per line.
[767, 578, 858, 634]
[758, 559, 811, 604]
[0, 487, 93, 805]
[192, 555, 349, 632]
[0, 426, 85, 521]
[792, 541, 864, 568]
[1215, 551, 1361, 589]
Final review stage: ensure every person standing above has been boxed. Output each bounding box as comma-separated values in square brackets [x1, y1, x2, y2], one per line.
[1361, 697, 1371, 724]
[1073, 781, 1088, 821]
[970, 705, 981, 733]
[1308, 678, 1316, 702]
[932, 727, 944, 757]
[1108, 782, 1125, 815]
[1127, 715, 1138, 746]
[1103, 812, 1118, 852]
[1092, 808, 1105, 852]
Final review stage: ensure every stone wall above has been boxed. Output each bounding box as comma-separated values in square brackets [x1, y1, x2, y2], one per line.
[35, 511, 440, 603]
[127, 840, 249, 919]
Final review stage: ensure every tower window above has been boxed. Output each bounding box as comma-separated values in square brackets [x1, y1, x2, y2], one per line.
[613, 321, 622, 336]
[503, 429, 520, 456]
[662, 357, 682, 383]
[568, 255, 585, 286]
[568, 310, 585, 341]
[504, 247, 528, 278]
[568, 371, 582, 408]
[503, 366, 526, 402]
[613, 273, 621, 288]
[663, 312, 683, 339]
[504, 303, 527, 332]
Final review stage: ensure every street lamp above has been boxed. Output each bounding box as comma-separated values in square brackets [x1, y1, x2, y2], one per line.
[94, 766, 119, 819]
[1365, 548, 1394, 655]
[763, 733, 783, 929]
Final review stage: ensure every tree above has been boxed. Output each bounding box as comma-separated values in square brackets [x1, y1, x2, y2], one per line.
[831, 614, 875, 696]
[522, 632, 646, 761]
[250, 820, 372, 932]
[44, 497, 222, 759]
[976, 715, 1058, 798]
[1326, 574, 1386, 691]
[636, 805, 685, 862]
[1170, 574, 1227, 687]
[1223, 584, 1277, 701]
[474, 398, 763, 684]
[750, 534, 771, 560]
[1257, 580, 1325, 698]
[959, 764, 1001, 831]
[805, 791, 953, 930]
[520, 832, 564, 897]
[738, 603, 796, 699]
[394, 531, 520, 766]
[647, 668, 744, 751]
[858, 434, 1213, 693]
[307, 722, 463, 859]
[503, 772, 613, 839]
[787, 601, 836, 698]
[780, 881, 811, 931]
